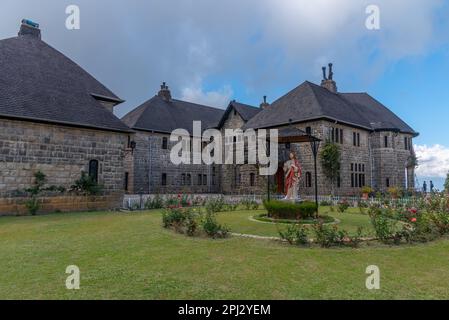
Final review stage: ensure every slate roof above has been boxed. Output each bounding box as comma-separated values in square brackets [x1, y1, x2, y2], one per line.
[216, 100, 261, 128]
[122, 95, 225, 134]
[244, 81, 418, 136]
[0, 28, 132, 133]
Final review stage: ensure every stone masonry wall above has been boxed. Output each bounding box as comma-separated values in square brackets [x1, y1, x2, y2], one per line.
[0, 118, 129, 202]
[128, 131, 220, 194]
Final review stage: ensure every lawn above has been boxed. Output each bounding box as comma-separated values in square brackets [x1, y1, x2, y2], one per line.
[1, 210, 449, 300]
[216, 207, 376, 238]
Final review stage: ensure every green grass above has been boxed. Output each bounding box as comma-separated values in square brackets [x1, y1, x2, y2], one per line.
[217, 207, 376, 237]
[0, 210, 449, 299]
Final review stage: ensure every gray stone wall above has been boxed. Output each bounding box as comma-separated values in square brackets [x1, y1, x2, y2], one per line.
[128, 131, 220, 194]
[0, 118, 129, 197]
[127, 107, 415, 197]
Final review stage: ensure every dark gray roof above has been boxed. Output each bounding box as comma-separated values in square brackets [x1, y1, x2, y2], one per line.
[244, 81, 418, 136]
[217, 100, 260, 128]
[122, 95, 225, 134]
[0, 31, 131, 133]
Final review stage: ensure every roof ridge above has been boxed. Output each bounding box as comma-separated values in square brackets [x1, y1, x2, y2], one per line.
[171, 98, 224, 112]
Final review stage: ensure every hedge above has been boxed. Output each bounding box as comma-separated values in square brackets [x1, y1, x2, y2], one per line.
[263, 200, 317, 220]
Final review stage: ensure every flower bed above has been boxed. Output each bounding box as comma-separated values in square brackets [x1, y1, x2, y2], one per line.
[253, 213, 335, 225]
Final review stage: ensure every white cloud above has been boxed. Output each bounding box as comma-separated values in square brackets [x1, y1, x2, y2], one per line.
[1, 0, 447, 115]
[415, 144, 449, 177]
[181, 85, 233, 109]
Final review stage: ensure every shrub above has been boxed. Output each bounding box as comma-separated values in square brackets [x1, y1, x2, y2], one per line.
[369, 208, 403, 244]
[205, 197, 225, 214]
[162, 207, 200, 236]
[279, 224, 309, 245]
[25, 198, 40, 216]
[264, 200, 317, 220]
[241, 197, 259, 210]
[145, 194, 164, 210]
[71, 172, 103, 195]
[201, 212, 229, 239]
[387, 187, 401, 199]
[337, 199, 350, 213]
[162, 207, 187, 229]
[361, 186, 373, 195]
[320, 200, 332, 206]
[313, 222, 346, 248]
[429, 212, 449, 235]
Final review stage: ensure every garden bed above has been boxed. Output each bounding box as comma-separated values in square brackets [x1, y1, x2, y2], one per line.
[252, 213, 336, 225]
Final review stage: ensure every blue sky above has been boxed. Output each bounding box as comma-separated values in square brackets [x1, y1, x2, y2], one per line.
[1, 0, 449, 188]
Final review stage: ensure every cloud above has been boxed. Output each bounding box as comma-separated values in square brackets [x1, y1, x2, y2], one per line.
[181, 85, 233, 109]
[415, 144, 449, 177]
[0, 0, 447, 117]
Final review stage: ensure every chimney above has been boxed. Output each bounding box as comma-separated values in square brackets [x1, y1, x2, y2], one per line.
[158, 82, 172, 101]
[18, 19, 41, 39]
[260, 96, 270, 109]
[321, 63, 338, 93]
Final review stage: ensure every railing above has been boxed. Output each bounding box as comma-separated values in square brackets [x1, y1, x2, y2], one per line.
[123, 193, 423, 210]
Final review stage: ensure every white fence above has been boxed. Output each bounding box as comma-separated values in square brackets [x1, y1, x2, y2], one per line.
[123, 193, 419, 210]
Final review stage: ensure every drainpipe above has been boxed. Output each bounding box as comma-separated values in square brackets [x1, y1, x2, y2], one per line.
[368, 132, 375, 189]
[148, 135, 152, 195]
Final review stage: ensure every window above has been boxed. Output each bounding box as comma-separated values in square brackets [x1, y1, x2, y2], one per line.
[354, 132, 360, 147]
[351, 163, 366, 188]
[233, 166, 239, 186]
[89, 160, 99, 183]
[331, 127, 343, 144]
[337, 174, 341, 188]
[162, 173, 167, 186]
[250, 173, 256, 187]
[162, 137, 168, 150]
[181, 174, 186, 186]
[212, 167, 216, 186]
[404, 137, 412, 151]
[186, 174, 191, 186]
[306, 127, 312, 135]
[305, 172, 312, 188]
[386, 178, 390, 188]
[198, 174, 202, 185]
[384, 136, 389, 148]
[124, 172, 129, 191]
[203, 175, 208, 186]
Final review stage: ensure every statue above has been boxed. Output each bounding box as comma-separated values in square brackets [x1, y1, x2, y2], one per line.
[283, 152, 302, 201]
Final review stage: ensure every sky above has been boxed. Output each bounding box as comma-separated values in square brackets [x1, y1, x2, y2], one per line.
[1, 0, 448, 189]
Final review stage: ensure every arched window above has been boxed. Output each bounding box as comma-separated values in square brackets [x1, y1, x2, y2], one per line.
[89, 160, 99, 183]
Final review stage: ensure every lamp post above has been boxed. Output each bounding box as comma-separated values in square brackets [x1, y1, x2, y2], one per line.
[310, 134, 321, 218]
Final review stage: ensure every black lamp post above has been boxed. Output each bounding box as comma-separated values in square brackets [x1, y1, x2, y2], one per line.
[309, 136, 321, 217]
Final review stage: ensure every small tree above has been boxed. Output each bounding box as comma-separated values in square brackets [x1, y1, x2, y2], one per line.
[320, 141, 341, 196]
[24, 171, 47, 215]
[445, 172, 449, 194]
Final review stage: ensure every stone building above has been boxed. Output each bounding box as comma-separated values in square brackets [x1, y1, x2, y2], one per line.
[124, 64, 418, 197]
[0, 21, 132, 214]
[122, 83, 224, 194]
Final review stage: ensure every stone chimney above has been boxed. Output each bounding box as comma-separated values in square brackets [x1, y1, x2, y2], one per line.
[321, 63, 338, 93]
[158, 82, 172, 101]
[18, 19, 41, 39]
[260, 96, 270, 109]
